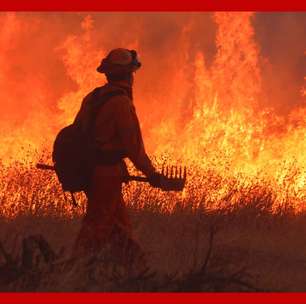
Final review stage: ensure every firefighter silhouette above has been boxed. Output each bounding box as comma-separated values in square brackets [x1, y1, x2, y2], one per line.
[73, 49, 163, 270]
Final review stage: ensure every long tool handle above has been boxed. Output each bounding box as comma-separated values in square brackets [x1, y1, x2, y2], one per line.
[36, 163, 148, 182]
[36, 163, 185, 191]
[36, 163, 55, 170]
[126, 176, 148, 182]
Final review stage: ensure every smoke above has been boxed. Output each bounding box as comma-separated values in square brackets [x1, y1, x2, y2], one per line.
[254, 13, 306, 113]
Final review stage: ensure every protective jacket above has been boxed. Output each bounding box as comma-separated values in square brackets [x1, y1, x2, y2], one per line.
[74, 81, 155, 178]
[74, 81, 153, 267]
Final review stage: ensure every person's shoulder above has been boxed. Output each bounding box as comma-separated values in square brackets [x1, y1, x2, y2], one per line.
[82, 86, 103, 105]
[90, 84, 133, 110]
[108, 93, 132, 110]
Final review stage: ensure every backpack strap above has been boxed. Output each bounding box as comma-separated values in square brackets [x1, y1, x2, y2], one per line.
[70, 192, 78, 207]
[87, 88, 126, 135]
[63, 191, 78, 208]
[68, 89, 126, 207]
[90, 88, 126, 109]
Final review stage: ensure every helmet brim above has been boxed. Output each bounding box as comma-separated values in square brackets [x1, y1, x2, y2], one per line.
[97, 59, 141, 74]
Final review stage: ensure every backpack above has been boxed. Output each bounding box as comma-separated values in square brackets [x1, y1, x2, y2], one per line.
[52, 88, 124, 204]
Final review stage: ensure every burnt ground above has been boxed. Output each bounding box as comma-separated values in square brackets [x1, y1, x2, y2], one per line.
[0, 207, 306, 292]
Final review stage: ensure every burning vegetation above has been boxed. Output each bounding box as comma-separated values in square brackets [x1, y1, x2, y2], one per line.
[0, 12, 304, 216]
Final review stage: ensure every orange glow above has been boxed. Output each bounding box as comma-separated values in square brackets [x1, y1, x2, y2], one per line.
[0, 12, 305, 216]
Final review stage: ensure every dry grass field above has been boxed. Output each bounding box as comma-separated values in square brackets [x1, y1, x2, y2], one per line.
[0, 161, 306, 292]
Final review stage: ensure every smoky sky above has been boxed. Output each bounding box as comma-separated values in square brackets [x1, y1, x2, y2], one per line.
[254, 13, 306, 113]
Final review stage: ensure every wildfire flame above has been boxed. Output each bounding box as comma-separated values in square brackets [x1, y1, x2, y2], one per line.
[0, 12, 305, 215]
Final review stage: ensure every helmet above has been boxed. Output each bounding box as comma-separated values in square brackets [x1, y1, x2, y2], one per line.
[97, 48, 141, 74]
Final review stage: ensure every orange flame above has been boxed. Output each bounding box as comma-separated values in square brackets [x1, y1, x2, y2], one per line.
[0, 12, 305, 214]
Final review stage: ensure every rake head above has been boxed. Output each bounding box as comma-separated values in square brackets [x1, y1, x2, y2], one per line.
[160, 165, 187, 191]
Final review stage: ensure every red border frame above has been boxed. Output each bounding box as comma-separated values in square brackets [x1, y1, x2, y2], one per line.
[0, 0, 305, 11]
[1, 1, 306, 303]
[1, 293, 306, 303]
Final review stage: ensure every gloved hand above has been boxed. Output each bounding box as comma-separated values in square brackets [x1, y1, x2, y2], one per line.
[148, 172, 164, 188]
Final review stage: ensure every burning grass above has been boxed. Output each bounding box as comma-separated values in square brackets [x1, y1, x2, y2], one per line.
[0, 153, 304, 219]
